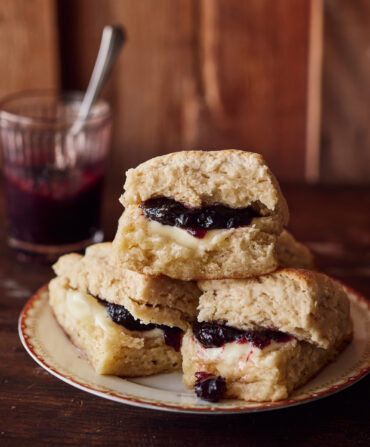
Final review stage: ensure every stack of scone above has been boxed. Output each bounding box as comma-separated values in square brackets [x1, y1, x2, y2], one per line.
[49, 150, 352, 403]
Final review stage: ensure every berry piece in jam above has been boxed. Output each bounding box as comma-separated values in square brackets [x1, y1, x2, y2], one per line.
[193, 321, 244, 348]
[140, 197, 260, 238]
[194, 372, 226, 402]
[160, 326, 183, 352]
[95, 296, 156, 331]
[93, 294, 183, 350]
[193, 321, 292, 349]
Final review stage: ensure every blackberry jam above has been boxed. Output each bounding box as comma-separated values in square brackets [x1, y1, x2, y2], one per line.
[194, 372, 226, 402]
[94, 295, 183, 352]
[3, 162, 105, 262]
[141, 197, 260, 238]
[193, 321, 293, 350]
[192, 321, 244, 348]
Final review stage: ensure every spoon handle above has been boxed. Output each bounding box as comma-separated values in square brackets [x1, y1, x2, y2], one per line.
[72, 25, 126, 134]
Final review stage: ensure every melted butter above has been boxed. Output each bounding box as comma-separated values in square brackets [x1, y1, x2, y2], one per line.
[132, 328, 163, 339]
[66, 289, 111, 331]
[196, 337, 295, 369]
[148, 221, 230, 249]
[199, 341, 255, 366]
[65, 290, 164, 338]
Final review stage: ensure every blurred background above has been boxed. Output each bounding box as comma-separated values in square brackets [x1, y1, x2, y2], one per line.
[0, 0, 369, 191]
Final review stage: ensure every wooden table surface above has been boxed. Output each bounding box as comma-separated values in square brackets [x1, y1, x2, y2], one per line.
[1, 184, 369, 447]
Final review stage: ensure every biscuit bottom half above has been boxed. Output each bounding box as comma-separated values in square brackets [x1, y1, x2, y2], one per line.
[49, 277, 182, 376]
[113, 206, 280, 281]
[181, 329, 350, 402]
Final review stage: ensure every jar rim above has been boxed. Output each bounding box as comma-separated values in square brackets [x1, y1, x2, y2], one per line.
[0, 89, 111, 127]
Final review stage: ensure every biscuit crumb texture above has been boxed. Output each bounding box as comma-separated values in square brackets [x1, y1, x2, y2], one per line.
[49, 277, 181, 376]
[198, 269, 352, 349]
[181, 329, 350, 402]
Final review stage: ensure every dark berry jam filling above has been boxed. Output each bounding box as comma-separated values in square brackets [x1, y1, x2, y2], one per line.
[140, 197, 260, 238]
[193, 321, 293, 350]
[92, 294, 183, 351]
[194, 372, 226, 402]
[193, 321, 244, 348]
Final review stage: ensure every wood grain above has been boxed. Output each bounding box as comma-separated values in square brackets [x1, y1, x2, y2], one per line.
[321, 0, 370, 183]
[0, 0, 59, 98]
[58, 0, 311, 185]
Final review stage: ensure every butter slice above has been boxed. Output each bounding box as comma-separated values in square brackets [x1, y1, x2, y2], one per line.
[65, 289, 164, 339]
[148, 221, 231, 249]
[66, 289, 111, 331]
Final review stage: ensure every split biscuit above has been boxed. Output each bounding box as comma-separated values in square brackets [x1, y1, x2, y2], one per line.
[113, 150, 289, 280]
[49, 277, 181, 376]
[197, 269, 352, 349]
[182, 269, 352, 402]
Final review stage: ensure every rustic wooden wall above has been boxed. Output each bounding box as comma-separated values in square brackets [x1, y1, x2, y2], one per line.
[1, 0, 369, 184]
[0, 0, 59, 98]
[321, 0, 370, 183]
[58, 0, 311, 186]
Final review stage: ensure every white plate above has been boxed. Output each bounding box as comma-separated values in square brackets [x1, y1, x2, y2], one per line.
[19, 284, 370, 414]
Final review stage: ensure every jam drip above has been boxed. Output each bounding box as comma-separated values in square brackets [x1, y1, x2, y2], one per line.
[93, 295, 183, 351]
[193, 321, 293, 350]
[194, 372, 226, 402]
[140, 197, 260, 238]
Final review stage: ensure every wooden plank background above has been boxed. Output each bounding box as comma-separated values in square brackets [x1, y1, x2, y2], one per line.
[58, 0, 310, 186]
[0, 0, 59, 98]
[0, 0, 369, 184]
[321, 0, 370, 183]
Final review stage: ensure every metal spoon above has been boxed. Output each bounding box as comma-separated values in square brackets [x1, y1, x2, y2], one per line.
[70, 25, 126, 135]
[55, 25, 125, 169]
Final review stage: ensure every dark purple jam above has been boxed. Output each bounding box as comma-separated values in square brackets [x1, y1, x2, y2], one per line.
[192, 321, 244, 348]
[162, 327, 183, 352]
[193, 321, 293, 350]
[101, 300, 156, 332]
[236, 329, 293, 349]
[140, 197, 260, 238]
[194, 372, 226, 402]
[3, 162, 104, 246]
[93, 295, 183, 351]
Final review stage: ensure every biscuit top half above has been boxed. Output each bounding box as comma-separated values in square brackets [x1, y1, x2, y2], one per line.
[121, 150, 289, 225]
[197, 269, 352, 349]
[52, 242, 200, 329]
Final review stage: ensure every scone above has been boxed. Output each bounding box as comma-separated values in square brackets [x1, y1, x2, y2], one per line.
[182, 269, 352, 402]
[197, 269, 351, 348]
[112, 150, 289, 280]
[49, 243, 201, 376]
